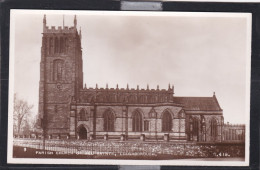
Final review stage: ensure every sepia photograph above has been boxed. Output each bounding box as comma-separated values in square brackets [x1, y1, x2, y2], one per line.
[7, 10, 251, 166]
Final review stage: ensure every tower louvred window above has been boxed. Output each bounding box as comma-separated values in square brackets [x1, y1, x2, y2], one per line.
[54, 37, 59, 53]
[65, 38, 68, 53]
[53, 59, 64, 81]
[60, 37, 65, 53]
[49, 37, 53, 54]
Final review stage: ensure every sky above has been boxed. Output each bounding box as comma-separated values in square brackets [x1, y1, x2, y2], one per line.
[10, 10, 251, 124]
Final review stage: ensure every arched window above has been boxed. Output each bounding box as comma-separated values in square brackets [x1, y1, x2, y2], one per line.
[132, 110, 142, 132]
[60, 37, 65, 53]
[193, 118, 199, 136]
[229, 129, 232, 140]
[90, 96, 96, 103]
[224, 130, 228, 141]
[79, 109, 86, 121]
[109, 94, 116, 102]
[96, 94, 104, 102]
[167, 95, 171, 102]
[54, 37, 59, 53]
[129, 95, 137, 103]
[189, 117, 193, 140]
[159, 95, 164, 102]
[49, 37, 53, 54]
[148, 95, 156, 103]
[139, 95, 146, 103]
[144, 120, 149, 131]
[78, 125, 87, 139]
[210, 118, 218, 140]
[201, 116, 206, 141]
[149, 109, 156, 118]
[178, 110, 185, 118]
[104, 110, 114, 132]
[65, 38, 68, 53]
[150, 96, 157, 103]
[118, 95, 125, 103]
[162, 111, 172, 132]
[53, 59, 64, 81]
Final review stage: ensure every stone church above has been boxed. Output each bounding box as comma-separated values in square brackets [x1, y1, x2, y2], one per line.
[38, 15, 224, 142]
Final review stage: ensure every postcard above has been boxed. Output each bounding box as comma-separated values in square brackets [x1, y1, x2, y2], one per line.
[8, 10, 251, 166]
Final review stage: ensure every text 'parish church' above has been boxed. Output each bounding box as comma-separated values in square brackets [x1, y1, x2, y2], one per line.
[38, 15, 226, 142]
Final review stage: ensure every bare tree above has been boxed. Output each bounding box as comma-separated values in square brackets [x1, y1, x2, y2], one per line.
[13, 93, 34, 137]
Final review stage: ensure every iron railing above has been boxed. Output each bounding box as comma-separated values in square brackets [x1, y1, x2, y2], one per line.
[13, 139, 245, 158]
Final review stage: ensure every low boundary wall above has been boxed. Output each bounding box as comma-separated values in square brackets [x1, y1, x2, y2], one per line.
[13, 139, 245, 159]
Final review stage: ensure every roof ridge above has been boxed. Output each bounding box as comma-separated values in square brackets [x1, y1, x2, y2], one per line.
[213, 94, 222, 111]
[173, 96, 223, 111]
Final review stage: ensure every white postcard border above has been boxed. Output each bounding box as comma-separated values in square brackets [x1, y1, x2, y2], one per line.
[7, 9, 251, 166]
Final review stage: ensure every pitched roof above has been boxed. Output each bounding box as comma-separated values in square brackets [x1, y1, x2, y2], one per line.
[173, 96, 222, 111]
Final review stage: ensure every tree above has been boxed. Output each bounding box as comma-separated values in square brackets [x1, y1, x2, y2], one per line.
[13, 93, 34, 137]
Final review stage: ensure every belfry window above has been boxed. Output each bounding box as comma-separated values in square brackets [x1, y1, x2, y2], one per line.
[104, 110, 114, 132]
[53, 59, 64, 81]
[54, 37, 59, 53]
[132, 111, 142, 132]
[162, 111, 172, 132]
[49, 37, 53, 54]
[60, 37, 65, 53]
[65, 38, 68, 53]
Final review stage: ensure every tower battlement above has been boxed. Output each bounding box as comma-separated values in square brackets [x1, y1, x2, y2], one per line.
[44, 26, 77, 34]
[42, 14, 79, 34]
[78, 84, 174, 104]
[81, 84, 174, 93]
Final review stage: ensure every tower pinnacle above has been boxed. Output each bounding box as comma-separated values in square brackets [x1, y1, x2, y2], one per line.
[43, 14, 46, 32]
[79, 27, 82, 39]
[63, 15, 64, 28]
[74, 15, 77, 29]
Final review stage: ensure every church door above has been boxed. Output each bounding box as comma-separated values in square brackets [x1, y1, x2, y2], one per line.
[78, 126, 87, 139]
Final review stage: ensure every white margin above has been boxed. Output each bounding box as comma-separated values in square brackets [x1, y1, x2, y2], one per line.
[7, 10, 251, 166]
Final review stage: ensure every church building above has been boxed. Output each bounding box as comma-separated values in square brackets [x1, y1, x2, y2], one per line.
[38, 15, 224, 142]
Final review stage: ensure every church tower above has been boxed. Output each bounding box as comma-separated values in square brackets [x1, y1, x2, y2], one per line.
[38, 15, 83, 138]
